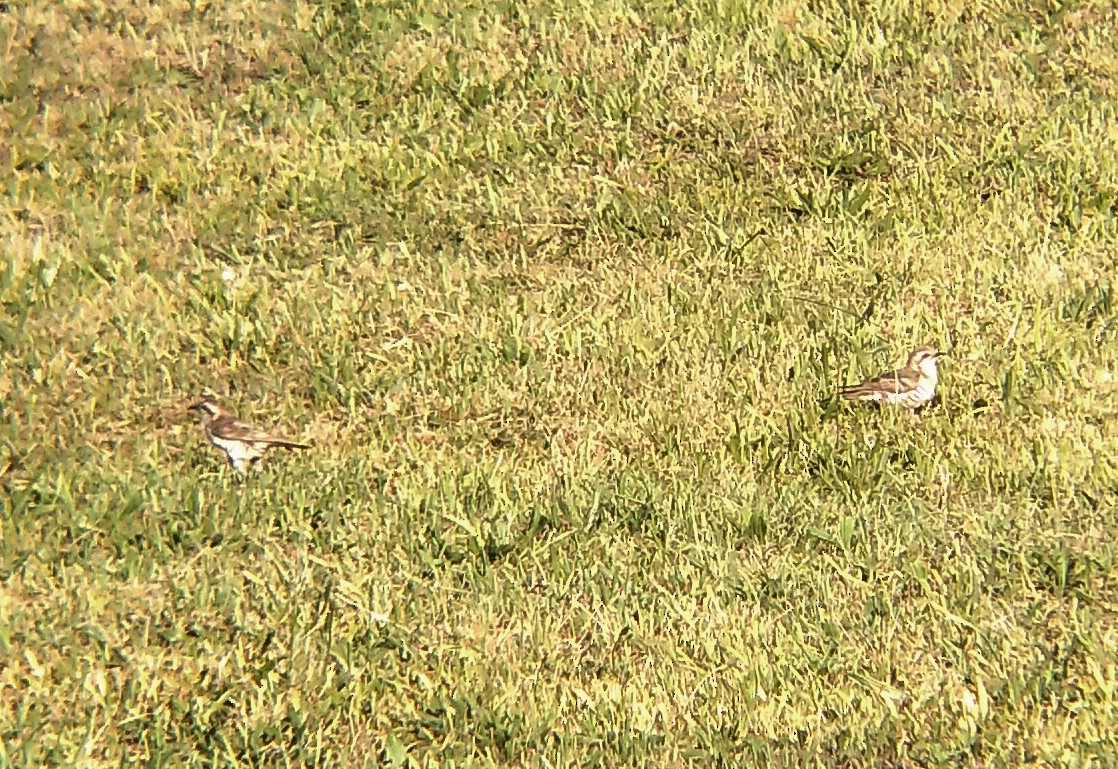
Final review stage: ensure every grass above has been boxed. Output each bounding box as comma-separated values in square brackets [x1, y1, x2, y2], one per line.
[2, 0, 1118, 765]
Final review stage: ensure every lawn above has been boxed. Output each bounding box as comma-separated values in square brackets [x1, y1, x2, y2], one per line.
[2, 0, 1118, 766]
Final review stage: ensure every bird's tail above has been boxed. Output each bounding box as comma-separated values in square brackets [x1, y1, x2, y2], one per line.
[838, 385, 875, 401]
[266, 438, 311, 450]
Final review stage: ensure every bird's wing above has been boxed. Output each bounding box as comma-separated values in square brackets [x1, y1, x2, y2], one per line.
[210, 416, 309, 447]
[870, 367, 921, 392]
[840, 367, 920, 395]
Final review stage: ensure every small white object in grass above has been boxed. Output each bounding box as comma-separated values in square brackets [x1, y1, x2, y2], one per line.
[221, 267, 236, 285]
[35, 238, 56, 289]
[396, 279, 412, 292]
[38, 262, 58, 289]
[369, 611, 389, 625]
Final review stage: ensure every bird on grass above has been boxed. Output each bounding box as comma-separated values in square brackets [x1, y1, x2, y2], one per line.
[839, 345, 945, 411]
[187, 397, 310, 475]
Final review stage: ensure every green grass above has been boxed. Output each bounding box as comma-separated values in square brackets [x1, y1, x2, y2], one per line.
[3, 0, 1118, 765]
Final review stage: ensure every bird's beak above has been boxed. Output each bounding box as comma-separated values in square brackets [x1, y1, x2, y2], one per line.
[933, 350, 948, 358]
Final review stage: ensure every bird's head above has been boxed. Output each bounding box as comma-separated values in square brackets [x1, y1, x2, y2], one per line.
[908, 346, 945, 378]
[187, 397, 223, 424]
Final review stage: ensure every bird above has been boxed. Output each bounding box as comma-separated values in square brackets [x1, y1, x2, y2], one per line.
[187, 397, 310, 475]
[838, 345, 945, 411]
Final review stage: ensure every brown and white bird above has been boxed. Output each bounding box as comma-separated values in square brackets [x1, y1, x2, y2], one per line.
[187, 397, 310, 475]
[839, 346, 945, 410]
